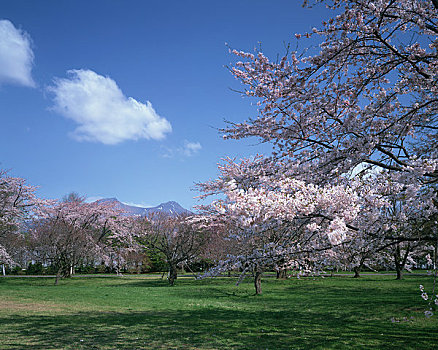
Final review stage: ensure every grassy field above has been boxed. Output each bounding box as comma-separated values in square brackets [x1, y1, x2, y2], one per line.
[0, 274, 437, 349]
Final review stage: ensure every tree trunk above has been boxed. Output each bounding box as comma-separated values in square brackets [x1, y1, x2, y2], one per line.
[63, 268, 72, 278]
[394, 243, 410, 280]
[55, 267, 62, 285]
[395, 267, 402, 280]
[276, 269, 287, 279]
[168, 264, 178, 286]
[254, 271, 262, 295]
[55, 265, 70, 285]
[353, 258, 365, 278]
[353, 266, 361, 278]
[394, 251, 402, 280]
[2, 264, 5, 276]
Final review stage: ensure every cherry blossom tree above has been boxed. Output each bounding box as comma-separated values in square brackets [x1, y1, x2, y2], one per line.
[198, 0, 437, 293]
[0, 169, 44, 266]
[224, 0, 438, 220]
[197, 157, 365, 294]
[135, 213, 208, 285]
[30, 193, 131, 284]
[336, 169, 436, 277]
[226, 1, 437, 183]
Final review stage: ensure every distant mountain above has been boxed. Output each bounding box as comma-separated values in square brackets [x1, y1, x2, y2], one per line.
[96, 198, 192, 216]
[146, 201, 192, 216]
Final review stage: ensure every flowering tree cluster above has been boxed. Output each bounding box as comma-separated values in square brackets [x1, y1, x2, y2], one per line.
[0, 169, 206, 285]
[197, 157, 363, 293]
[197, 0, 438, 294]
[30, 193, 132, 284]
[134, 213, 208, 285]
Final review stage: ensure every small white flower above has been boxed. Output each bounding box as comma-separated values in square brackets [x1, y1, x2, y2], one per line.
[424, 310, 434, 318]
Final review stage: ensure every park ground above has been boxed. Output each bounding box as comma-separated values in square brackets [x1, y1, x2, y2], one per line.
[0, 274, 437, 349]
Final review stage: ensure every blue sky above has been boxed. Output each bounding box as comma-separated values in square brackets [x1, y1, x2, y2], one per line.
[0, 1, 330, 210]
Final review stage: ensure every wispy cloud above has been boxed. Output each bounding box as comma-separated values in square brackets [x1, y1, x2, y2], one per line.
[181, 140, 202, 156]
[161, 140, 202, 158]
[0, 19, 35, 87]
[49, 69, 172, 144]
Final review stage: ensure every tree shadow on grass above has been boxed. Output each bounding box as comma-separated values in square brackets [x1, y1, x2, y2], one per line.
[1, 306, 437, 350]
[108, 276, 219, 288]
[2, 277, 436, 349]
[108, 278, 172, 288]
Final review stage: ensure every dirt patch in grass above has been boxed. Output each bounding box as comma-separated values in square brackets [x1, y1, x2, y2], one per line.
[0, 297, 66, 312]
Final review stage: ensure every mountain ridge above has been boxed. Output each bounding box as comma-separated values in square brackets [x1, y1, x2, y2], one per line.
[96, 198, 193, 216]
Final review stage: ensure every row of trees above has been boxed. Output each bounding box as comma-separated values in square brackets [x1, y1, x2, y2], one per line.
[0, 176, 209, 285]
[1, 1, 437, 302]
[2, 163, 433, 290]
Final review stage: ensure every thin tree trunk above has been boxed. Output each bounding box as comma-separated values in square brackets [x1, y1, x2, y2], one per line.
[55, 267, 62, 285]
[254, 271, 262, 295]
[2, 264, 5, 276]
[394, 244, 402, 280]
[394, 243, 411, 280]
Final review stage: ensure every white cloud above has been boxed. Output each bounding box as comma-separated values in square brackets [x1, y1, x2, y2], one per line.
[181, 140, 202, 156]
[0, 19, 35, 87]
[161, 140, 202, 158]
[49, 69, 172, 144]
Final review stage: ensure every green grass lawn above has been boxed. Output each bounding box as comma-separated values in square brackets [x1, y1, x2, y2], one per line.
[0, 274, 437, 349]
